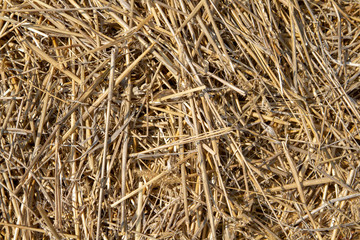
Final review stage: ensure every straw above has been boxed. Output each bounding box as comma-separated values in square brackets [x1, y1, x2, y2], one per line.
[1, 0, 359, 239]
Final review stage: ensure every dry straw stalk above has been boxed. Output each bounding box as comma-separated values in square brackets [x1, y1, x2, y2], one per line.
[0, 0, 360, 239]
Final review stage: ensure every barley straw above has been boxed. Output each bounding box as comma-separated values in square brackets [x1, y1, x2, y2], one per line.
[0, 0, 360, 239]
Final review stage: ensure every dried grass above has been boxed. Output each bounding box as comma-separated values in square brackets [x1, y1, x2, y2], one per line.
[0, 0, 360, 239]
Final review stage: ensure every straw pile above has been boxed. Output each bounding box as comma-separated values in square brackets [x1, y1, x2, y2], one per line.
[0, 0, 360, 239]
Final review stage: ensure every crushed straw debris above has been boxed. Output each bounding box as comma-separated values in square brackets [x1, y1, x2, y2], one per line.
[0, 0, 360, 239]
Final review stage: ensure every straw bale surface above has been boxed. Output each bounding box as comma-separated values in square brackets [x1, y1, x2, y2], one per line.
[0, 0, 359, 239]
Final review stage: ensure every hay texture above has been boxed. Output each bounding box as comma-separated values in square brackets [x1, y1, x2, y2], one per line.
[0, 0, 360, 239]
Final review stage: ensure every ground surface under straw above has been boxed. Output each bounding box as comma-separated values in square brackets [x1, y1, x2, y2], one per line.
[0, 0, 360, 239]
